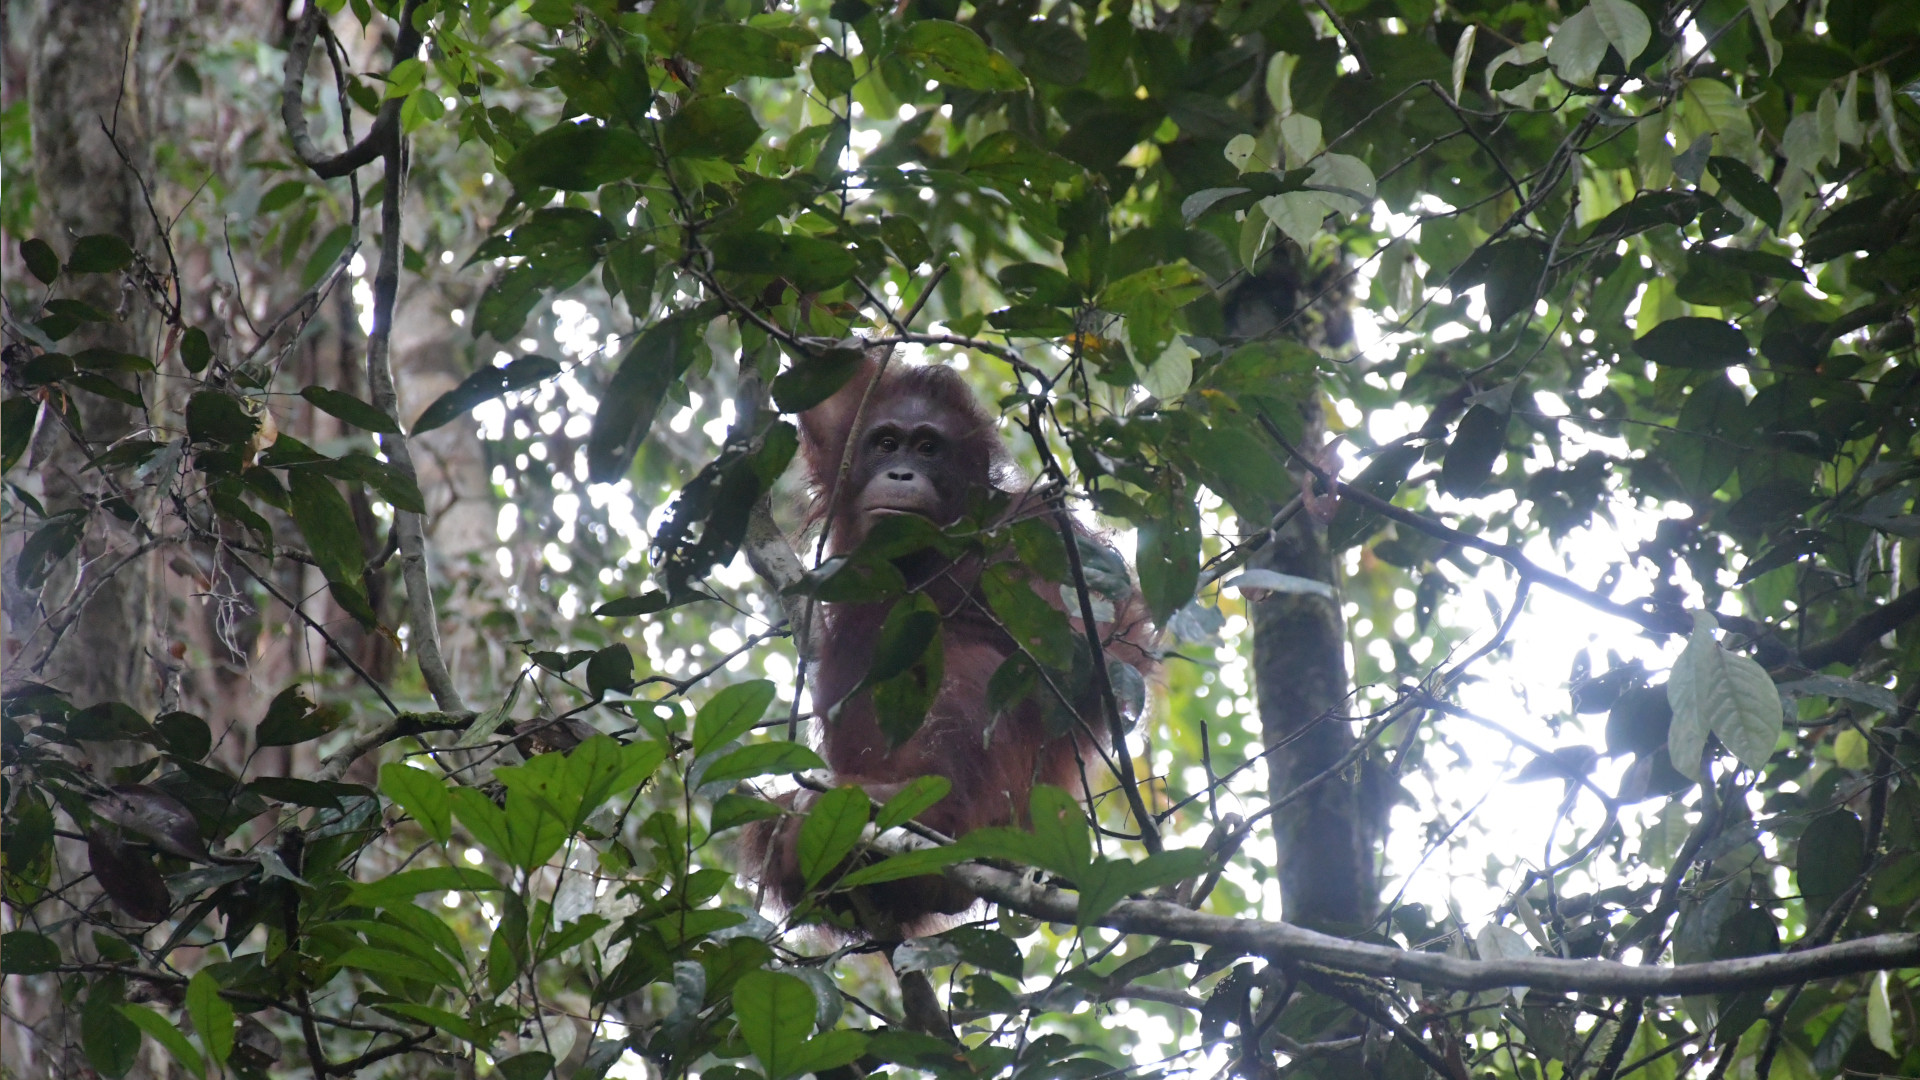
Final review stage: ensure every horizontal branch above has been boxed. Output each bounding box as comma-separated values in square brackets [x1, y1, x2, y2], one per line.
[1800, 585, 1920, 669]
[942, 860, 1920, 996]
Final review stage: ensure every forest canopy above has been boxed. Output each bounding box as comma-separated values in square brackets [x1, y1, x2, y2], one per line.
[2, 0, 1918, 1077]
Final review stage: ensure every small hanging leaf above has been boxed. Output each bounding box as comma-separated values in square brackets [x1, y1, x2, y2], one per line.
[412, 354, 562, 435]
[772, 346, 866, 413]
[586, 308, 711, 482]
[701, 742, 826, 786]
[21, 238, 60, 283]
[1440, 403, 1511, 496]
[585, 643, 636, 698]
[1666, 611, 1782, 779]
[300, 386, 401, 433]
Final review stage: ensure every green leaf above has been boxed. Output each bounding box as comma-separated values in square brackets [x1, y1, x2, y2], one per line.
[287, 468, 367, 596]
[300, 386, 401, 433]
[874, 776, 951, 832]
[661, 96, 763, 161]
[894, 20, 1027, 91]
[1439, 404, 1511, 497]
[451, 787, 514, 862]
[346, 865, 504, 908]
[335, 945, 456, 986]
[412, 354, 562, 435]
[505, 122, 652, 193]
[496, 1050, 556, 1080]
[798, 785, 871, 887]
[1797, 810, 1864, 919]
[1136, 479, 1201, 625]
[710, 232, 858, 293]
[1707, 156, 1782, 230]
[121, 1004, 206, 1078]
[1633, 317, 1751, 369]
[686, 24, 795, 78]
[180, 328, 212, 373]
[864, 595, 945, 746]
[301, 223, 354, 288]
[772, 346, 866, 413]
[185, 970, 233, 1069]
[67, 234, 136, 274]
[21, 238, 60, 283]
[255, 685, 347, 747]
[1666, 612, 1782, 779]
[732, 971, 817, 1080]
[810, 49, 856, 97]
[961, 785, 1090, 878]
[1076, 848, 1210, 923]
[594, 591, 673, 617]
[0, 931, 59, 974]
[702, 742, 827, 786]
[834, 846, 967, 888]
[185, 390, 260, 446]
[710, 792, 785, 834]
[693, 679, 778, 756]
[784, 1031, 871, 1080]
[939, 927, 1024, 978]
[1660, 373, 1749, 505]
[82, 989, 141, 1078]
[380, 762, 452, 844]
[982, 565, 1075, 670]
[586, 307, 710, 482]
[2, 397, 38, 474]
[586, 643, 636, 697]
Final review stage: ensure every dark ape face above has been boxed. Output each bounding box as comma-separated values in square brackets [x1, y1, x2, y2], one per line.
[848, 393, 986, 535]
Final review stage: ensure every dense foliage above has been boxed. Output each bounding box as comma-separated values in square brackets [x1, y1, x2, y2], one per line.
[2, 0, 1918, 1076]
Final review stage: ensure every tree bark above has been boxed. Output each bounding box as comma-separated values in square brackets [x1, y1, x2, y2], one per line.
[21, 0, 156, 714]
[1247, 408, 1379, 930]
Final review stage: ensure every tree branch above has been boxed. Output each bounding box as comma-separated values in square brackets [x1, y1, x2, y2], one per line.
[922, 856, 1920, 995]
[1799, 585, 1920, 668]
[279, 1, 424, 179]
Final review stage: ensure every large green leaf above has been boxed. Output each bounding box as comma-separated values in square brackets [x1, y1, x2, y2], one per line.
[798, 785, 870, 887]
[185, 970, 234, 1070]
[732, 971, 818, 1079]
[692, 679, 778, 756]
[893, 20, 1027, 91]
[1666, 612, 1781, 779]
[585, 307, 711, 483]
[504, 122, 652, 192]
[411, 354, 562, 434]
[661, 96, 763, 161]
[380, 762, 452, 844]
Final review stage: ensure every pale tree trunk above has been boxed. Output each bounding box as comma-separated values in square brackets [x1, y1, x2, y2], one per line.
[5, 6, 161, 1077]
[20, 0, 156, 715]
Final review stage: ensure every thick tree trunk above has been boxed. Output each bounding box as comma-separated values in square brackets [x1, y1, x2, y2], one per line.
[1234, 257, 1380, 930]
[22, 0, 156, 714]
[1247, 408, 1379, 929]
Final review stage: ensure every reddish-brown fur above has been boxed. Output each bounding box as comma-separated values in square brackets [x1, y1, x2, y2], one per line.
[741, 359, 1155, 933]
